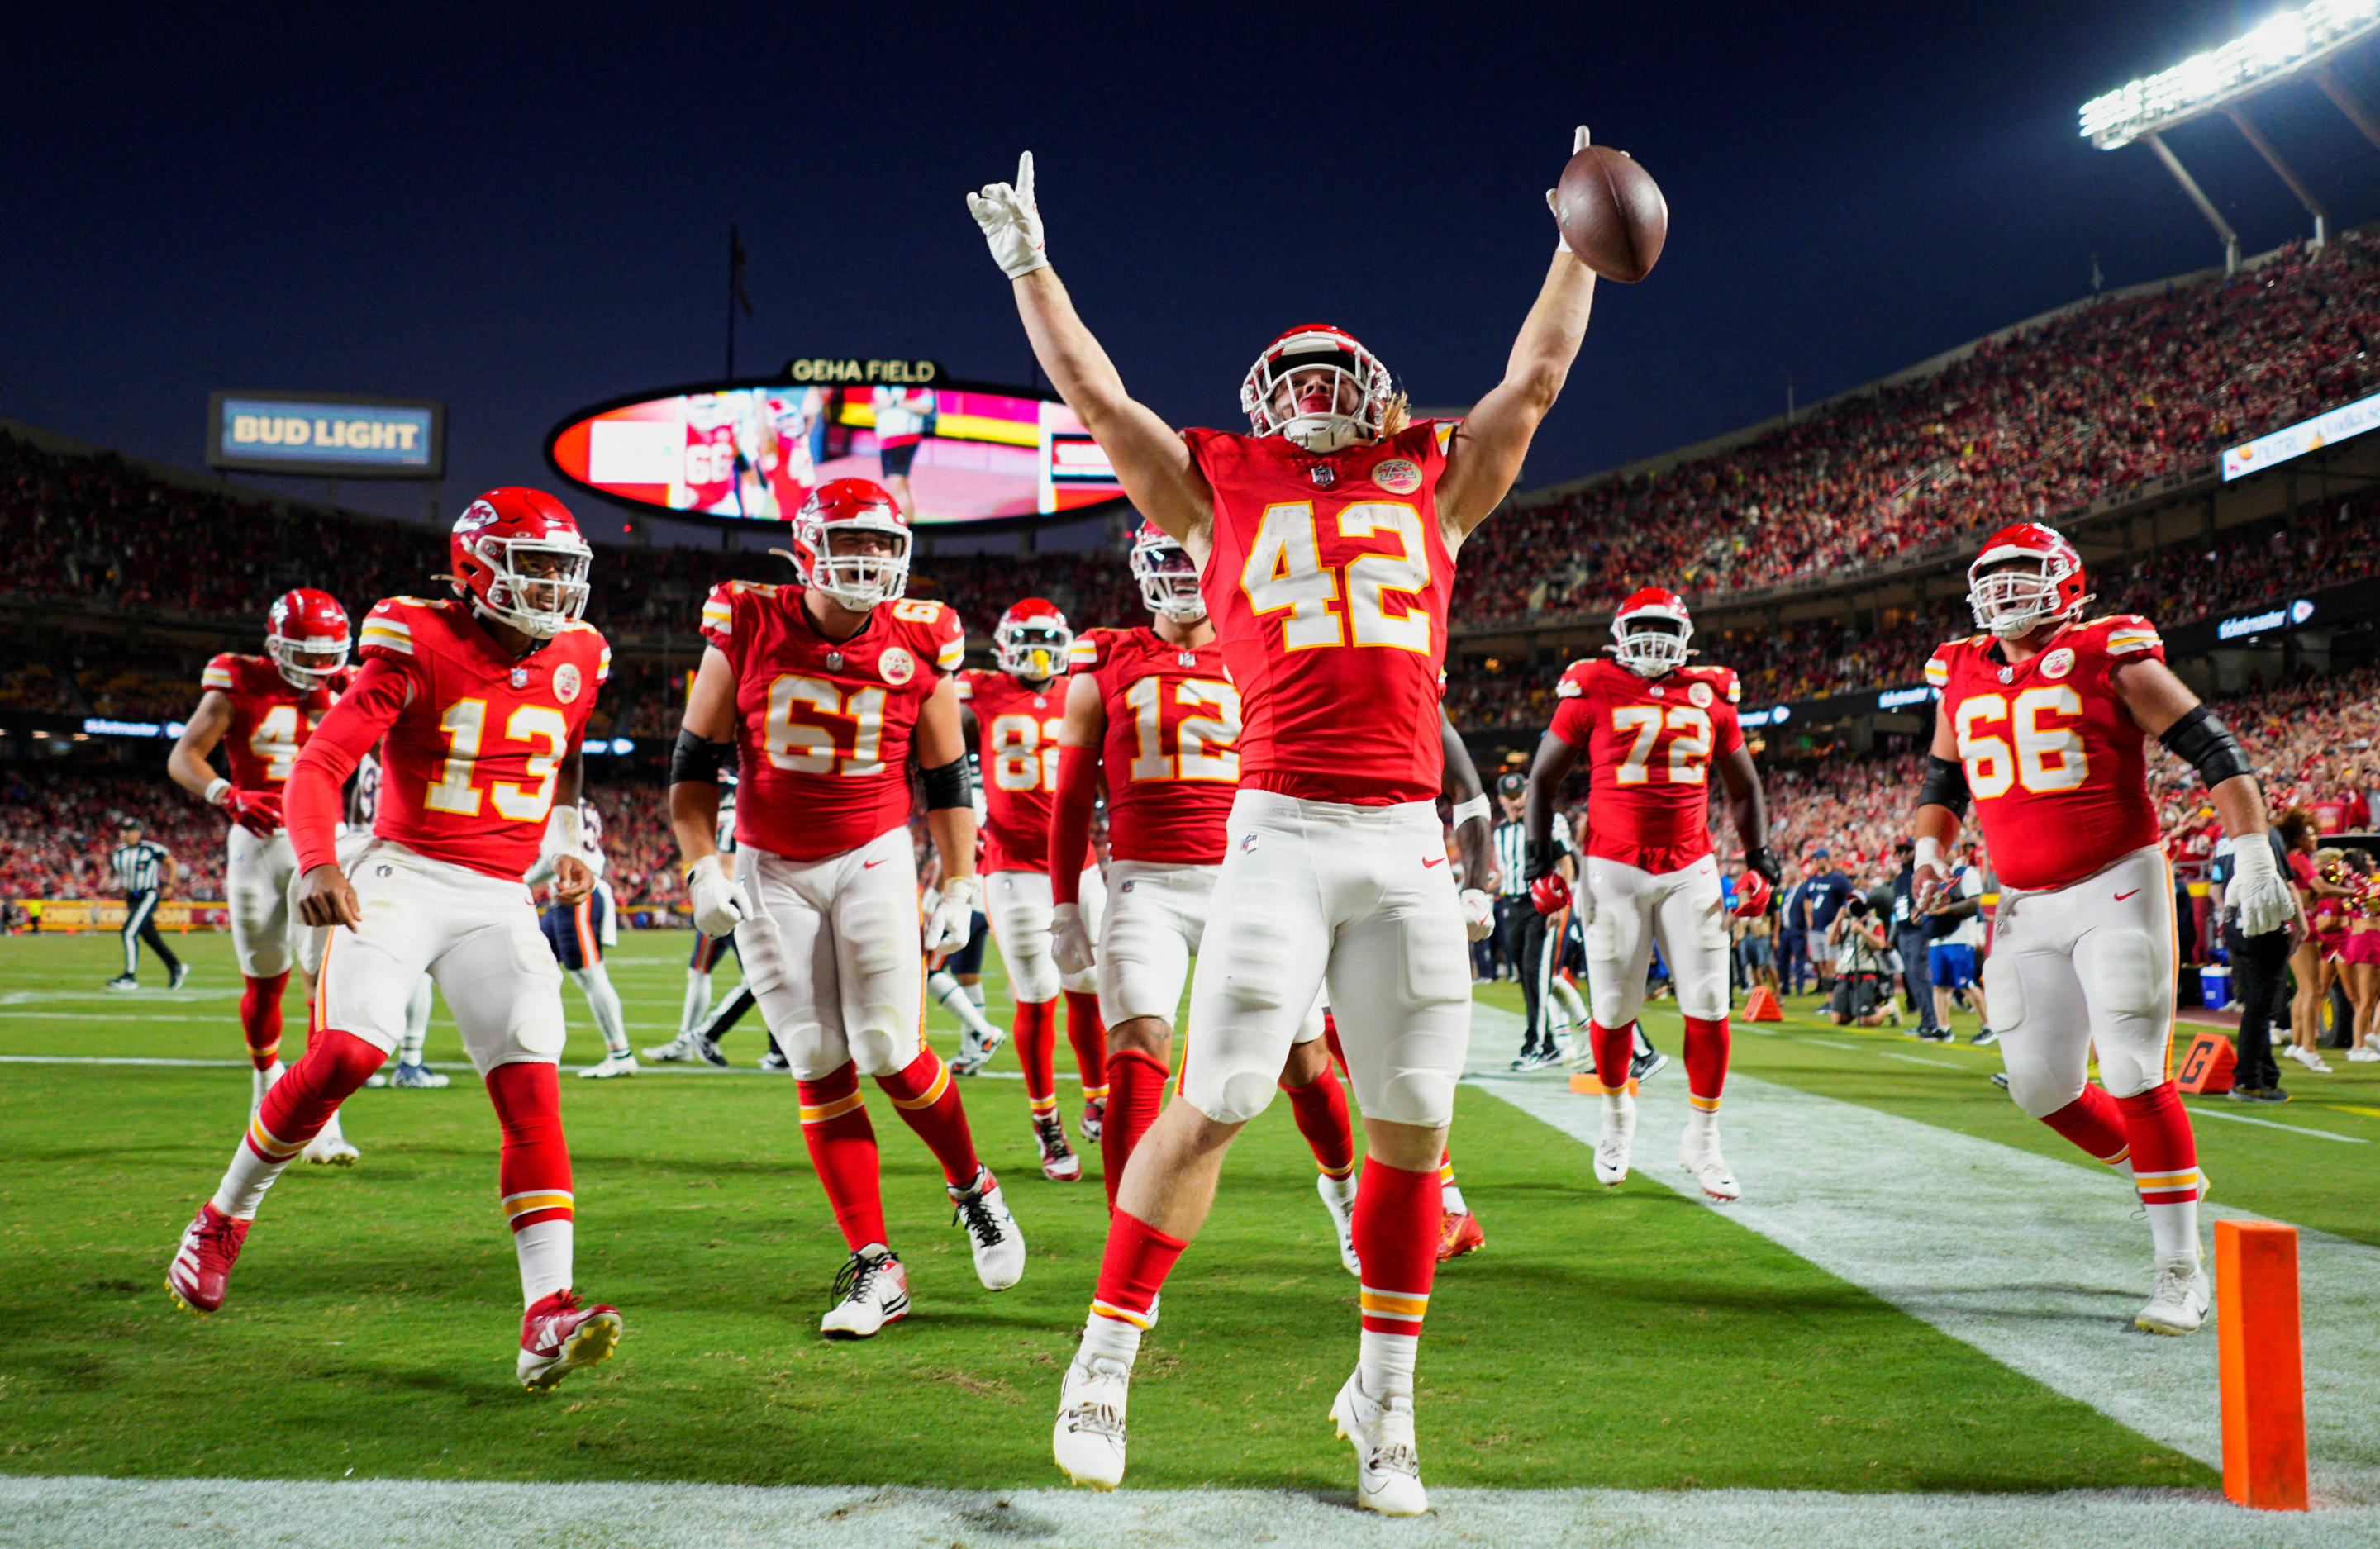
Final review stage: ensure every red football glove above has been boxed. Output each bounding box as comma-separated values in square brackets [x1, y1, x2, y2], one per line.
[1731, 869, 1773, 919]
[1530, 872, 1571, 916]
[225, 788, 283, 838]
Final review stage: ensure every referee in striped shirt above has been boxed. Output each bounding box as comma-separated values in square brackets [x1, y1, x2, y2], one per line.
[106, 822, 187, 991]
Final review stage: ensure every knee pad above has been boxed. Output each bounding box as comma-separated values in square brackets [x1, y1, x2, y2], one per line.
[1677, 977, 1729, 1022]
[1059, 962, 1098, 996]
[1211, 1071, 1280, 1125]
[2002, 1063, 2086, 1119]
[844, 1027, 906, 1078]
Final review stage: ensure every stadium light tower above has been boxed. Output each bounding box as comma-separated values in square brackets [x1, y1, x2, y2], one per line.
[2080, 2, 2380, 271]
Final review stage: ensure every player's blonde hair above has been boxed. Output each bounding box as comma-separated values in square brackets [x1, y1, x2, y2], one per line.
[1378, 392, 1410, 438]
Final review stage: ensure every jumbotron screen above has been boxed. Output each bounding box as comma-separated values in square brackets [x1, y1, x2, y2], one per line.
[545, 374, 1122, 525]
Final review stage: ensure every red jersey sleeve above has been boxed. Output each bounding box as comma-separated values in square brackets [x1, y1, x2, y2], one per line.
[287, 656, 415, 872]
[202, 653, 239, 694]
[1548, 662, 1597, 746]
[2094, 615, 2165, 691]
[1069, 631, 1110, 675]
[913, 600, 965, 677]
[699, 581, 750, 657]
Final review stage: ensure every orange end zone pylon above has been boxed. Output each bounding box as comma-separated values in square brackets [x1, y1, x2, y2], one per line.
[1744, 986, 1784, 1022]
[2217, 1219, 2308, 1511]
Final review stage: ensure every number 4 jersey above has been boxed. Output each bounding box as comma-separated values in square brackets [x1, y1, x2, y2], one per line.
[289, 597, 610, 882]
[199, 653, 344, 794]
[1925, 615, 2163, 892]
[701, 580, 964, 861]
[957, 668, 1067, 874]
[1072, 626, 1243, 865]
[1548, 658, 1745, 876]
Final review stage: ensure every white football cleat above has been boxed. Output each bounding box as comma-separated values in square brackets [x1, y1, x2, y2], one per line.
[1680, 1130, 1739, 1203]
[250, 1060, 286, 1114]
[578, 1052, 639, 1080]
[1053, 1356, 1131, 1489]
[950, 1023, 1006, 1077]
[1317, 1171, 1360, 1276]
[1329, 1370, 1428, 1517]
[820, 1243, 910, 1338]
[516, 1289, 623, 1390]
[2135, 1252, 2211, 1336]
[950, 1168, 1026, 1290]
[1593, 1093, 1635, 1187]
[1035, 1115, 1083, 1182]
[302, 1110, 359, 1167]
[642, 1033, 699, 1062]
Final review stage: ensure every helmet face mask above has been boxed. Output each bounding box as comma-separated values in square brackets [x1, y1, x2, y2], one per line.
[1130, 522, 1205, 622]
[1967, 524, 2088, 639]
[1240, 326, 1395, 454]
[790, 479, 911, 611]
[451, 492, 593, 640]
[994, 599, 1072, 679]
[1608, 588, 1694, 677]
[265, 588, 352, 690]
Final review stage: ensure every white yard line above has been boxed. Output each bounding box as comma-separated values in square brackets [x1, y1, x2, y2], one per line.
[1465, 1001, 2380, 1505]
[1, 1477, 2373, 1549]
[2184, 1105, 2367, 1143]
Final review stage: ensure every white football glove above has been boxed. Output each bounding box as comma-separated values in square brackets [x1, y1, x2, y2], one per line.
[686, 853, 748, 938]
[924, 874, 980, 956]
[1459, 887, 1495, 943]
[968, 152, 1049, 279]
[1052, 900, 1096, 974]
[2229, 836, 2297, 938]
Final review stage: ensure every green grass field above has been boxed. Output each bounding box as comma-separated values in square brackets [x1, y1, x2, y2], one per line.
[4, 928, 2368, 1495]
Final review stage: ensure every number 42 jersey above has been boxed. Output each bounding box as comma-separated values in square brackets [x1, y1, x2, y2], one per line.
[1548, 658, 1745, 876]
[701, 581, 965, 862]
[1925, 615, 2163, 892]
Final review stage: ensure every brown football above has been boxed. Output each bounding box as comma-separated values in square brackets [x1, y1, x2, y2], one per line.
[1554, 145, 1668, 283]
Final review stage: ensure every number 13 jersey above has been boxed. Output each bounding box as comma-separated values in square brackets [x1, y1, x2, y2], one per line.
[1549, 658, 1745, 875]
[702, 581, 965, 861]
[1924, 615, 2163, 891]
[1186, 422, 1455, 806]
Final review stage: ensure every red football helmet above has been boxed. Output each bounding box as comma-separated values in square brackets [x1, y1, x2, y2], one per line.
[264, 587, 351, 691]
[450, 489, 592, 640]
[1608, 587, 1693, 677]
[1240, 325, 1397, 453]
[994, 597, 1072, 680]
[788, 478, 910, 610]
[1130, 520, 1205, 622]
[1731, 868, 1773, 919]
[1968, 523, 2089, 639]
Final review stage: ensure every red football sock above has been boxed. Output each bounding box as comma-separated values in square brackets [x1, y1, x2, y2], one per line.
[1090, 1207, 1188, 1327]
[1102, 1048, 1169, 1210]
[1353, 1156, 1440, 1401]
[798, 1062, 887, 1250]
[1683, 1014, 1730, 1109]
[1591, 1020, 1635, 1094]
[239, 972, 289, 1071]
[250, 1027, 383, 1157]
[1281, 1058, 1356, 1179]
[1064, 991, 1108, 1100]
[2115, 1081, 2199, 1203]
[1014, 996, 1059, 1119]
[2040, 1083, 2131, 1167]
[875, 1047, 981, 1187]
[486, 1060, 574, 1231]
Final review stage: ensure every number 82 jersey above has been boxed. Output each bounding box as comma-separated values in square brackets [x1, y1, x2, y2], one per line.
[1548, 658, 1745, 875]
[702, 580, 964, 862]
[1924, 615, 2163, 892]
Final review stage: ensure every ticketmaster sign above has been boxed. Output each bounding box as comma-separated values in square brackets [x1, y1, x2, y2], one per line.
[207, 392, 445, 478]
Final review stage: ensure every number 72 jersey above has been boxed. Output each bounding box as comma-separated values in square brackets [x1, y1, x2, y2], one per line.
[1548, 658, 1745, 875]
[1924, 615, 2163, 891]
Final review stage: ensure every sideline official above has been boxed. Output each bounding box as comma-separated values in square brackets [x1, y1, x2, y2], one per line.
[107, 821, 187, 991]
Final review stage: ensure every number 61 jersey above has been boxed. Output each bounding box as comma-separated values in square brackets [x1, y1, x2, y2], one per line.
[1548, 658, 1745, 876]
[336, 597, 611, 881]
[1924, 615, 2163, 892]
[701, 580, 965, 861]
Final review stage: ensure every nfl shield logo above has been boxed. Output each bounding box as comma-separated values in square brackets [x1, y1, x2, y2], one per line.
[511, 667, 529, 688]
[1310, 464, 1335, 488]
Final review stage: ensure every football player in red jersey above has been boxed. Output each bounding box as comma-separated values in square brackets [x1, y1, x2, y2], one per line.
[973, 130, 1598, 1511]
[166, 587, 364, 1163]
[1915, 524, 2294, 1336]
[1523, 588, 1776, 1202]
[165, 490, 626, 1392]
[958, 597, 1110, 1181]
[669, 478, 1026, 1339]
[1047, 522, 1373, 1269]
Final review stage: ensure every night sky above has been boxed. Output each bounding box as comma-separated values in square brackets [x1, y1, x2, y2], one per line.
[12, 2, 2380, 547]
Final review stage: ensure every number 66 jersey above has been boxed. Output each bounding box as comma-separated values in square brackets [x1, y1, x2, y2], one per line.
[1924, 615, 2163, 892]
[701, 580, 965, 860]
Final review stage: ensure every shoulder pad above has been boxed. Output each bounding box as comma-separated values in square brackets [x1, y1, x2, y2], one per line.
[1687, 664, 1741, 704]
[1922, 640, 1963, 688]
[2097, 615, 2164, 658]
[359, 598, 436, 658]
[1554, 660, 1597, 699]
[202, 653, 241, 691]
[1069, 630, 1112, 671]
[702, 580, 777, 649]
[888, 597, 964, 672]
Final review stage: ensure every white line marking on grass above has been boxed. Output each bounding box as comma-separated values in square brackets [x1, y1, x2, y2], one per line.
[3, 1478, 2377, 1549]
[0, 1054, 1027, 1081]
[1877, 1051, 1964, 1068]
[1465, 999, 2380, 1505]
[2185, 1105, 2367, 1143]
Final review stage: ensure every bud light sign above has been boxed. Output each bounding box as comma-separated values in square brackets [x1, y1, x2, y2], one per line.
[207, 392, 445, 478]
